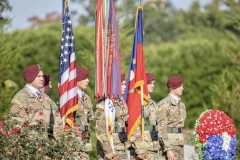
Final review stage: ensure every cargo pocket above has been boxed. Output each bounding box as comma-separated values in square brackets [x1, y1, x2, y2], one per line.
[113, 133, 125, 150]
[168, 133, 184, 145]
[144, 131, 154, 151]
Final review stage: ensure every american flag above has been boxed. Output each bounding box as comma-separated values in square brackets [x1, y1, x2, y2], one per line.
[58, 1, 78, 128]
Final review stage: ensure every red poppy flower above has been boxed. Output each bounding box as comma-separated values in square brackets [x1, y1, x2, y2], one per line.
[0, 121, 3, 130]
[38, 119, 43, 124]
[75, 129, 82, 136]
[23, 122, 30, 127]
[73, 121, 78, 126]
[8, 128, 21, 134]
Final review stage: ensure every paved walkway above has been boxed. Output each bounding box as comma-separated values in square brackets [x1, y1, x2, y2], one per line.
[184, 145, 199, 160]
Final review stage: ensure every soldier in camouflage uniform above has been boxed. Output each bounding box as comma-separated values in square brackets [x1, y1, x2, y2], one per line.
[144, 73, 164, 160]
[157, 76, 186, 160]
[129, 73, 161, 160]
[96, 74, 130, 160]
[10, 64, 63, 140]
[40, 74, 52, 95]
[73, 67, 95, 160]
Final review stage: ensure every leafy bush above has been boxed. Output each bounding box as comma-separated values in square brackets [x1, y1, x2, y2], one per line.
[0, 114, 85, 159]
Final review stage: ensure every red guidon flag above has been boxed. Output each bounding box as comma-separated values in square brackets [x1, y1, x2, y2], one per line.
[124, 6, 149, 138]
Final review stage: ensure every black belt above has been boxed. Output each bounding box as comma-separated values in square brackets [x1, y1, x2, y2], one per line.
[139, 125, 155, 131]
[114, 127, 126, 133]
[167, 128, 182, 133]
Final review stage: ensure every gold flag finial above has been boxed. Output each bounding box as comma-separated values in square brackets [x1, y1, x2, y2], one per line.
[64, 0, 68, 15]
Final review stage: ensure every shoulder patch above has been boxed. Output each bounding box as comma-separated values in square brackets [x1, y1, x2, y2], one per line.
[96, 112, 101, 117]
[159, 108, 166, 119]
[13, 99, 22, 106]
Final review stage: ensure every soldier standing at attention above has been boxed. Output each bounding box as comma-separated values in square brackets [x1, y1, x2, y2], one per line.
[10, 64, 63, 140]
[74, 66, 95, 160]
[96, 74, 130, 160]
[144, 73, 163, 160]
[40, 74, 52, 95]
[129, 73, 161, 160]
[157, 76, 186, 160]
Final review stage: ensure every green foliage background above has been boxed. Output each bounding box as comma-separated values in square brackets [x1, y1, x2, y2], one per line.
[1, 0, 240, 158]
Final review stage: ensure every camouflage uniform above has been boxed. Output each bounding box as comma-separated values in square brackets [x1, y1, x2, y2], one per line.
[10, 86, 63, 139]
[129, 98, 162, 160]
[157, 94, 186, 160]
[74, 92, 95, 160]
[96, 98, 130, 160]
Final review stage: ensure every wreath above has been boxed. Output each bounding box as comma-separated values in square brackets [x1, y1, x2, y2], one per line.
[194, 109, 237, 160]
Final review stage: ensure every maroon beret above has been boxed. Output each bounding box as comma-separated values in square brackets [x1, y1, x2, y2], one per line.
[76, 67, 90, 81]
[23, 64, 41, 83]
[121, 74, 125, 82]
[43, 74, 51, 87]
[167, 76, 184, 89]
[146, 73, 154, 84]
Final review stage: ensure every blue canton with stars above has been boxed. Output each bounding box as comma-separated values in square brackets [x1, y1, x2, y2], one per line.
[58, 3, 75, 84]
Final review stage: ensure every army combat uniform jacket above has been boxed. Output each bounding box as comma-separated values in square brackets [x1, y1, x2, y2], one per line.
[129, 98, 161, 159]
[96, 98, 130, 160]
[74, 92, 95, 153]
[157, 94, 186, 151]
[10, 86, 63, 139]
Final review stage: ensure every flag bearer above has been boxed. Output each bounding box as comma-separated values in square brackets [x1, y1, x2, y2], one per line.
[129, 73, 162, 160]
[74, 66, 95, 160]
[145, 73, 164, 160]
[96, 74, 130, 160]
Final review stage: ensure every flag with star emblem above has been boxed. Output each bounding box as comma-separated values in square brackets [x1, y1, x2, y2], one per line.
[58, 0, 78, 128]
[124, 6, 149, 138]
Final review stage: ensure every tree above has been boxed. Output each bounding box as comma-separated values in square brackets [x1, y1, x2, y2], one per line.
[0, 0, 12, 32]
[0, 34, 18, 117]
[144, 37, 237, 127]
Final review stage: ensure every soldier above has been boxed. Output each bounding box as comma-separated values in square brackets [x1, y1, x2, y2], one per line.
[40, 74, 52, 95]
[144, 73, 164, 160]
[73, 66, 95, 160]
[96, 74, 130, 160]
[157, 76, 186, 160]
[129, 73, 161, 160]
[10, 64, 63, 140]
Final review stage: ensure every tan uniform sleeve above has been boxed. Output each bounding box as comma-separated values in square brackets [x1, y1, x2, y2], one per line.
[95, 101, 113, 154]
[50, 99, 64, 140]
[157, 103, 172, 151]
[10, 95, 28, 125]
[86, 95, 95, 123]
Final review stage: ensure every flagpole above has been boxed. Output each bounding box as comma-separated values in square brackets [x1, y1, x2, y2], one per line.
[141, 85, 144, 141]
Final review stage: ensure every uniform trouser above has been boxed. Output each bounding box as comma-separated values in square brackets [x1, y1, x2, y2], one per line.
[97, 143, 128, 160]
[73, 151, 89, 160]
[145, 150, 161, 160]
[130, 149, 161, 160]
[159, 145, 184, 160]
